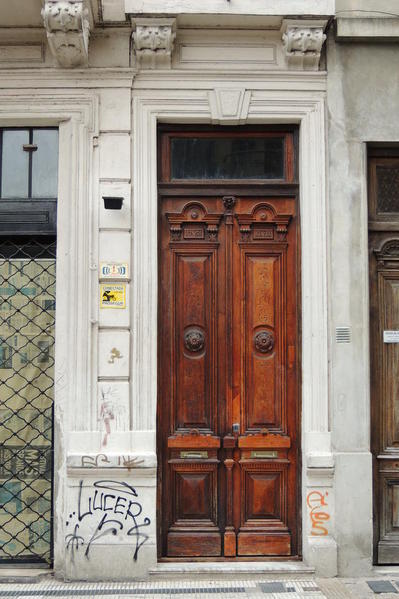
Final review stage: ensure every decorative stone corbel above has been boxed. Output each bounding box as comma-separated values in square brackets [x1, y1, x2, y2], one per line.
[42, 0, 90, 68]
[132, 18, 176, 70]
[281, 20, 327, 71]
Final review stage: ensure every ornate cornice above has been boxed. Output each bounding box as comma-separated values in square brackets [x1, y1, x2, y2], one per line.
[132, 18, 176, 70]
[281, 19, 327, 71]
[42, 0, 90, 68]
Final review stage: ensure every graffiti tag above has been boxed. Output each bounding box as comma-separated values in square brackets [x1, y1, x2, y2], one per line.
[65, 480, 151, 562]
[307, 490, 330, 536]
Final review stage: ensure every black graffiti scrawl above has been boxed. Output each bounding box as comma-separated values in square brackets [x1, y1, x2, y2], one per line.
[65, 480, 151, 562]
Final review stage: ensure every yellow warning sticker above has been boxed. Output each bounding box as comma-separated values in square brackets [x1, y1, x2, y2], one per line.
[100, 284, 126, 309]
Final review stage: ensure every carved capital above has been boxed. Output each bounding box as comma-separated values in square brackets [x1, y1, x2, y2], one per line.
[132, 18, 176, 70]
[42, 0, 90, 68]
[281, 20, 327, 71]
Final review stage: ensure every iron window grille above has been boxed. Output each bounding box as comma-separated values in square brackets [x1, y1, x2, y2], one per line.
[0, 126, 58, 565]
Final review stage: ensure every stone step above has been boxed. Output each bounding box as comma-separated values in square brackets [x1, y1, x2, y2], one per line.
[148, 561, 315, 581]
[0, 568, 50, 584]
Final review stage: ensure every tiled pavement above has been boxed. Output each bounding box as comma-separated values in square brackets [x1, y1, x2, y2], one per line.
[0, 578, 326, 599]
[4, 576, 399, 599]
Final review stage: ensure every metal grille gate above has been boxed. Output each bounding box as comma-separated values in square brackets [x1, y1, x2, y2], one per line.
[0, 237, 56, 564]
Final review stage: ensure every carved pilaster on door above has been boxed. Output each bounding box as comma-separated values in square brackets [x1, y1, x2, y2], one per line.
[281, 20, 327, 71]
[42, 0, 91, 68]
[132, 18, 176, 69]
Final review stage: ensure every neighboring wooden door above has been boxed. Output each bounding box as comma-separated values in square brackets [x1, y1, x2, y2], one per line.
[369, 148, 399, 564]
[158, 128, 299, 559]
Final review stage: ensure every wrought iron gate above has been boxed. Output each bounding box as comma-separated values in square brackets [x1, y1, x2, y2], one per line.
[0, 237, 56, 564]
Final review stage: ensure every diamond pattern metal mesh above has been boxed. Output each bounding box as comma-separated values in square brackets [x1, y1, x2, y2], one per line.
[0, 237, 56, 564]
[377, 165, 399, 213]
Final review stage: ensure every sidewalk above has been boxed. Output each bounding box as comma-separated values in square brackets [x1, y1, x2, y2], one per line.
[2, 574, 399, 599]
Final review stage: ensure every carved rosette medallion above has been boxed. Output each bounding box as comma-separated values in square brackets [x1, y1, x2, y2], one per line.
[254, 330, 274, 353]
[184, 328, 205, 353]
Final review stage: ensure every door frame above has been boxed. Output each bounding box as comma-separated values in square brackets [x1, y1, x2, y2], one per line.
[156, 125, 301, 557]
[132, 75, 334, 568]
[0, 91, 99, 571]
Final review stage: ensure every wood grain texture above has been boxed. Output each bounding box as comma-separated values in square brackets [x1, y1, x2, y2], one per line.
[369, 149, 399, 565]
[158, 127, 299, 559]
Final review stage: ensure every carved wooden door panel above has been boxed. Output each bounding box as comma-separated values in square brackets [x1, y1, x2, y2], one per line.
[158, 193, 299, 558]
[369, 149, 399, 564]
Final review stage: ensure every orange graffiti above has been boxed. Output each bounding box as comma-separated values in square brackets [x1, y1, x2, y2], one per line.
[307, 490, 330, 536]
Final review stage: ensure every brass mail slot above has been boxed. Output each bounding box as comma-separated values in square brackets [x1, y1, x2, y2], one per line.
[251, 450, 278, 459]
[180, 451, 208, 459]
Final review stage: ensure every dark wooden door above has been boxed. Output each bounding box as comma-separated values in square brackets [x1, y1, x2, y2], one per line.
[369, 148, 399, 564]
[158, 128, 299, 559]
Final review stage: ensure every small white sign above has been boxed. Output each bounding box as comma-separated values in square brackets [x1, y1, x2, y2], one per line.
[384, 330, 399, 343]
[100, 262, 129, 279]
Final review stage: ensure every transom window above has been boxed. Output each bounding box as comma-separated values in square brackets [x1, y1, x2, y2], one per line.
[159, 129, 296, 183]
[0, 128, 58, 235]
[0, 128, 58, 199]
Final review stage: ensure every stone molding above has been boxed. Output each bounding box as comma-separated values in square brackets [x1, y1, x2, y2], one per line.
[132, 18, 176, 69]
[42, 0, 90, 68]
[131, 80, 334, 573]
[281, 19, 327, 71]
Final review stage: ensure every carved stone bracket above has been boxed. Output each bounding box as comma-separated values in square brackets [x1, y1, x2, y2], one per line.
[42, 0, 91, 68]
[281, 19, 327, 71]
[132, 18, 176, 70]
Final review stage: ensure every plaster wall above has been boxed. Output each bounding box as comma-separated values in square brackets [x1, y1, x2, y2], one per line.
[327, 37, 399, 575]
[0, 13, 338, 579]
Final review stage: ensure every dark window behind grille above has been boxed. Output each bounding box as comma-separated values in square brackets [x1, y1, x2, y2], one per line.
[376, 165, 399, 214]
[0, 124, 58, 566]
[0, 238, 56, 565]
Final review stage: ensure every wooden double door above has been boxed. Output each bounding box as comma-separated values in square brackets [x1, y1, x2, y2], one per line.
[369, 148, 399, 563]
[158, 190, 299, 558]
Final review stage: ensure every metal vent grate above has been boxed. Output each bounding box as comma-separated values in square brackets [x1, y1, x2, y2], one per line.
[335, 326, 351, 343]
[0, 237, 56, 564]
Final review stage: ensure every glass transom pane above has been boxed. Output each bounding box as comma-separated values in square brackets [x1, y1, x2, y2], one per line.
[31, 130, 59, 198]
[171, 136, 285, 180]
[1, 130, 29, 198]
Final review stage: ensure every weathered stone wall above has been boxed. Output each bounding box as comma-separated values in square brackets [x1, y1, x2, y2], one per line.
[327, 35, 399, 575]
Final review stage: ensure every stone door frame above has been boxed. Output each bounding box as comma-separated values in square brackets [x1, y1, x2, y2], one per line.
[132, 72, 337, 572]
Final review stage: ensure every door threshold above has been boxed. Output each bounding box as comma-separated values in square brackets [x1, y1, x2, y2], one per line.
[149, 561, 314, 580]
[373, 566, 399, 575]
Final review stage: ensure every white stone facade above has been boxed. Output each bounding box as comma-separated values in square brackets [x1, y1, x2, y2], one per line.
[0, 0, 396, 580]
